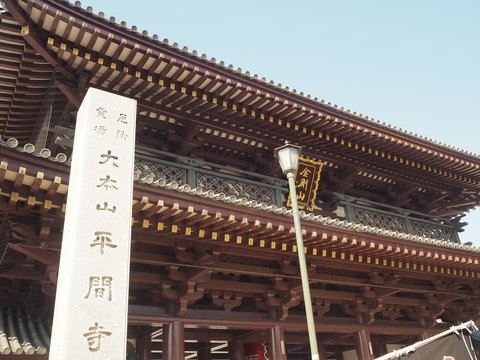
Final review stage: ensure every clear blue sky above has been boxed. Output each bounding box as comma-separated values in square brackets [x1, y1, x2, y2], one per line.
[86, 0, 480, 245]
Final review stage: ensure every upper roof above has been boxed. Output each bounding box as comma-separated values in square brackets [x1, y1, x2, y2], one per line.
[69, 0, 479, 159]
[1, 0, 480, 217]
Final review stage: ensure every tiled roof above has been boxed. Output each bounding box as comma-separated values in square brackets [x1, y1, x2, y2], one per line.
[142, 175, 480, 254]
[0, 307, 49, 355]
[52, 0, 480, 160]
[1, 137, 478, 254]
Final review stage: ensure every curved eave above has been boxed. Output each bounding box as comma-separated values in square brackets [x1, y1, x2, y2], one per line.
[17, 1, 480, 159]
[0, 12, 67, 142]
[4, 0, 478, 188]
[0, 146, 479, 278]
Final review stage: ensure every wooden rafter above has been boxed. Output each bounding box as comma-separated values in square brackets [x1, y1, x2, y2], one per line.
[2, 0, 75, 82]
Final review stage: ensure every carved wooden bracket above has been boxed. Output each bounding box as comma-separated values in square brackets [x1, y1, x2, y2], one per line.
[159, 264, 211, 315]
[176, 282, 203, 316]
[175, 245, 196, 264]
[279, 258, 299, 276]
[38, 216, 56, 246]
[370, 269, 400, 286]
[10, 221, 37, 242]
[424, 293, 442, 305]
[313, 298, 331, 317]
[433, 277, 461, 292]
[446, 298, 480, 322]
[156, 278, 204, 316]
[40, 264, 58, 296]
[158, 280, 180, 301]
[211, 290, 242, 311]
[264, 288, 300, 320]
[47, 264, 58, 285]
[357, 298, 383, 325]
[343, 292, 384, 325]
[175, 245, 218, 266]
[381, 304, 402, 320]
[41, 281, 56, 296]
[404, 302, 445, 327]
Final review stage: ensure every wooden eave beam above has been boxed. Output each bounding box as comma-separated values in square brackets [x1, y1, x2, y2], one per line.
[444, 198, 478, 209]
[184, 330, 234, 342]
[132, 218, 478, 276]
[56, 82, 82, 108]
[430, 208, 467, 217]
[9, 243, 58, 265]
[2, 236, 479, 304]
[0, 84, 44, 94]
[137, 99, 277, 149]
[0, 68, 52, 80]
[189, 149, 254, 170]
[0, 31, 24, 45]
[0, 266, 44, 280]
[0, 40, 31, 54]
[0, 17, 22, 32]
[128, 304, 448, 335]
[2, 0, 75, 82]
[12, 244, 454, 305]
[126, 249, 476, 301]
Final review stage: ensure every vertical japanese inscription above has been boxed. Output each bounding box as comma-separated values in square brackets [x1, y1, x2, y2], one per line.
[81, 102, 129, 350]
[83, 322, 112, 352]
[85, 276, 113, 301]
[286, 157, 324, 211]
[90, 231, 117, 254]
[296, 167, 312, 202]
[99, 150, 119, 167]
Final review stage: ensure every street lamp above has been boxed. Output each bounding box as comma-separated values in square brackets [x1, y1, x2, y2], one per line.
[275, 141, 320, 360]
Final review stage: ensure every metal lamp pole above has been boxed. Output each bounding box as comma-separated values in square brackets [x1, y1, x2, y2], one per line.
[275, 142, 320, 360]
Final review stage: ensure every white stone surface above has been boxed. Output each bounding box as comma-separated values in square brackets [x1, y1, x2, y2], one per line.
[49, 88, 136, 359]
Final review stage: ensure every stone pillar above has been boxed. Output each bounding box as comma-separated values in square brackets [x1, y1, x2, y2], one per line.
[228, 340, 245, 360]
[354, 329, 374, 360]
[137, 335, 152, 360]
[267, 325, 287, 360]
[162, 322, 184, 360]
[49, 88, 137, 360]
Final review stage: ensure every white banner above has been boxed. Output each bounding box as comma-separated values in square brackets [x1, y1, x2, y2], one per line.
[49, 88, 136, 359]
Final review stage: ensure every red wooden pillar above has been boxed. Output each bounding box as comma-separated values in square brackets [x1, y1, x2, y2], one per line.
[354, 329, 374, 360]
[267, 325, 287, 360]
[162, 321, 184, 360]
[318, 340, 327, 360]
[335, 350, 344, 360]
[371, 335, 388, 358]
[228, 339, 245, 360]
[162, 324, 169, 359]
[137, 335, 152, 360]
[198, 342, 212, 360]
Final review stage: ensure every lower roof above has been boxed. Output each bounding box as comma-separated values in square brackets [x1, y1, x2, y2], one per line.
[0, 306, 49, 356]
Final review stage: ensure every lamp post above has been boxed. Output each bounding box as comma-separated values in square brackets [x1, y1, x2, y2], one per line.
[275, 142, 320, 360]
